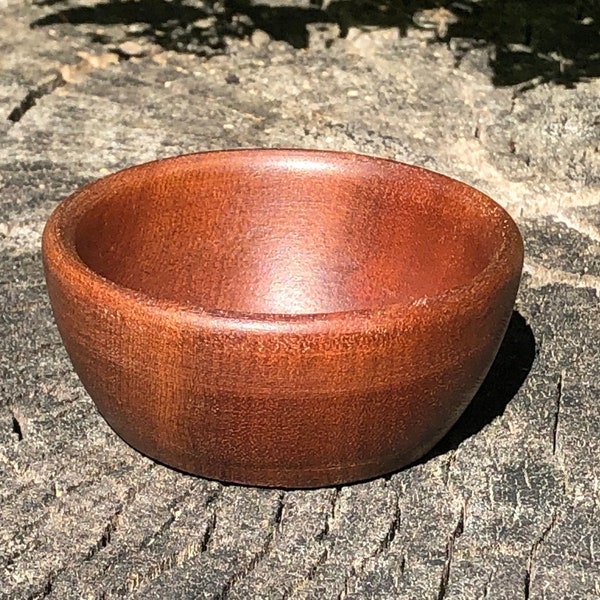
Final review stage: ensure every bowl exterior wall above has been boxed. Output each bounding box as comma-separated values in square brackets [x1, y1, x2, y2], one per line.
[43, 254, 521, 488]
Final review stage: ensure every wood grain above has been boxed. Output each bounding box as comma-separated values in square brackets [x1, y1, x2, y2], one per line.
[42, 150, 523, 487]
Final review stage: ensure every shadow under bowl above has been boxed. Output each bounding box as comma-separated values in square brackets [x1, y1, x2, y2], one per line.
[42, 149, 524, 488]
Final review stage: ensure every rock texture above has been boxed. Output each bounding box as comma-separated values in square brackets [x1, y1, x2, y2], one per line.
[1, 1, 599, 599]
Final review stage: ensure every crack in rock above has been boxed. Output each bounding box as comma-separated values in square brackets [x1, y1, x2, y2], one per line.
[325, 484, 404, 600]
[85, 485, 138, 563]
[24, 575, 53, 600]
[372, 481, 402, 557]
[6, 51, 121, 124]
[525, 510, 559, 599]
[86, 510, 121, 561]
[7, 404, 29, 441]
[10, 409, 25, 441]
[445, 450, 457, 487]
[552, 372, 564, 456]
[336, 571, 352, 600]
[122, 487, 221, 595]
[280, 548, 329, 600]
[125, 538, 207, 595]
[437, 503, 465, 600]
[19, 496, 132, 600]
[481, 570, 494, 599]
[137, 482, 210, 551]
[315, 487, 340, 542]
[24, 480, 151, 599]
[7, 72, 66, 123]
[215, 491, 286, 600]
[280, 488, 340, 599]
[379, 496, 401, 552]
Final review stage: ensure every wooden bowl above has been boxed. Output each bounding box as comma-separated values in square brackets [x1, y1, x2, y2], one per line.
[42, 149, 523, 488]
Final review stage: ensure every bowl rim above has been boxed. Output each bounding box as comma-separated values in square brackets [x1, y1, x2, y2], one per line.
[42, 148, 524, 334]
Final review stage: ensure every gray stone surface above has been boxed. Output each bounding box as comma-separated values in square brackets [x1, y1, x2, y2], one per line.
[1, 1, 599, 598]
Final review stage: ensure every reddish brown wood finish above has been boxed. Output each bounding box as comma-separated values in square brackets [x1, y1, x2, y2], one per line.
[42, 149, 524, 488]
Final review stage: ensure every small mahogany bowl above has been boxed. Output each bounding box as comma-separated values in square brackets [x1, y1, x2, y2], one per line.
[42, 149, 523, 488]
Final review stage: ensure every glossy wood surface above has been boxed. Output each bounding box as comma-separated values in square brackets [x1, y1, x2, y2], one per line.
[42, 149, 524, 487]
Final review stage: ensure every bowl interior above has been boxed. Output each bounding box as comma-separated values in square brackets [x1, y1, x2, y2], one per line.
[73, 152, 503, 315]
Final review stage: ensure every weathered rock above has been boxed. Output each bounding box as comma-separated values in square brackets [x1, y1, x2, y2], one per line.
[1, 1, 599, 599]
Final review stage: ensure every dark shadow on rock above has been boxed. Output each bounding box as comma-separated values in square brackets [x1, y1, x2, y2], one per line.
[447, 0, 600, 87]
[32, 0, 237, 55]
[28, 0, 411, 53]
[419, 310, 536, 464]
[29, 0, 412, 49]
[31, 0, 600, 85]
[225, 1, 330, 50]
